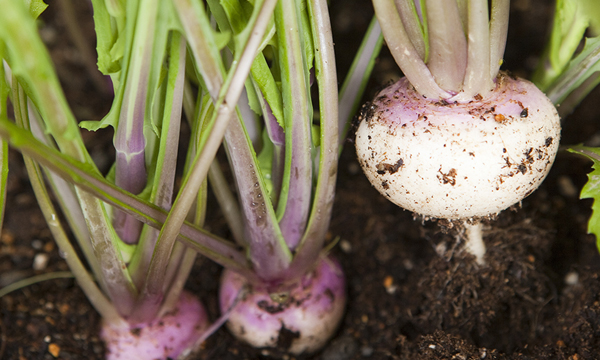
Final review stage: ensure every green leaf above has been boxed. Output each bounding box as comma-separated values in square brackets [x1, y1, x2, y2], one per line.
[546, 36, 600, 105]
[568, 145, 600, 252]
[214, 30, 232, 50]
[550, 0, 589, 72]
[256, 128, 274, 196]
[26, 0, 47, 19]
[244, 78, 262, 116]
[90, 0, 122, 75]
[580, 0, 600, 34]
[533, 0, 598, 90]
[209, 0, 284, 126]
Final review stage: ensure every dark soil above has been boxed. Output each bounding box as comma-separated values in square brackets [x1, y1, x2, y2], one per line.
[2, 0, 600, 359]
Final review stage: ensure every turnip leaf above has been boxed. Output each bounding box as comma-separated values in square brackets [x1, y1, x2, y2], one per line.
[26, 0, 48, 19]
[568, 145, 600, 251]
[533, 0, 600, 91]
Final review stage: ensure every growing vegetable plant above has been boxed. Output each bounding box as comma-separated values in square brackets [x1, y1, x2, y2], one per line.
[355, 0, 562, 264]
[0, 0, 378, 357]
[0, 0, 281, 358]
[542, 1, 600, 253]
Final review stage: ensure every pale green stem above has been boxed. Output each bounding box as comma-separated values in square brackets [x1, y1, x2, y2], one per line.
[0, 119, 249, 271]
[159, 247, 198, 318]
[209, 160, 246, 246]
[0, 272, 73, 298]
[22, 149, 124, 325]
[0, 0, 137, 316]
[425, 0, 467, 92]
[373, 0, 450, 99]
[460, 0, 492, 99]
[338, 17, 383, 145]
[395, 0, 427, 60]
[489, 0, 510, 80]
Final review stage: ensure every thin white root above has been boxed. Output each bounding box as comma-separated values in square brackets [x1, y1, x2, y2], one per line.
[464, 222, 486, 265]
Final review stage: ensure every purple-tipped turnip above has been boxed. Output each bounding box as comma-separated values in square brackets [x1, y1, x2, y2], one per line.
[100, 291, 209, 360]
[356, 74, 560, 220]
[356, 0, 561, 264]
[219, 256, 346, 355]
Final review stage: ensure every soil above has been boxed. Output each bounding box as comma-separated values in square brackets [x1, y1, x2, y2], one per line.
[2, 1, 600, 360]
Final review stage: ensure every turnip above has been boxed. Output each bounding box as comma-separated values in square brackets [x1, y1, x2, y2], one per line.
[219, 256, 346, 354]
[1, 0, 390, 356]
[199, 0, 350, 353]
[356, 0, 561, 264]
[0, 0, 276, 358]
[1, 0, 363, 354]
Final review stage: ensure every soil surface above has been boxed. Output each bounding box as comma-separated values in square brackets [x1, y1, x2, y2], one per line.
[2, 1, 600, 359]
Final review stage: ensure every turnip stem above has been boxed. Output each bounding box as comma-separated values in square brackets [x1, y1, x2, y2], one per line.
[461, 0, 492, 99]
[133, 0, 280, 318]
[274, 0, 313, 250]
[338, 17, 383, 144]
[394, 0, 427, 60]
[489, 0, 510, 81]
[425, 0, 467, 91]
[373, 0, 450, 99]
[208, 160, 245, 246]
[285, 0, 341, 279]
[464, 222, 485, 265]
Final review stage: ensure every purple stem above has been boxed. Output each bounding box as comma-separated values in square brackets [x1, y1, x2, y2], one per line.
[129, 35, 186, 291]
[113, 95, 147, 244]
[275, 0, 313, 251]
[112, 16, 151, 244]
[285, 0, 339, 281]
[224, 116, 292, 283]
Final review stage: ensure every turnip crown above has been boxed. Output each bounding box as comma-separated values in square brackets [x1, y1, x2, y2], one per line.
[355, 74, 560, 220]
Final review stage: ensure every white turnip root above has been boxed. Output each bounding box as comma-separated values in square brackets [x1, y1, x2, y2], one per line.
[357, 0, 561, 263]
[356, 74, 560, 221]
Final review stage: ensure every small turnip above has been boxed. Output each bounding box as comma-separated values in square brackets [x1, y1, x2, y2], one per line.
[100, 291, 209, 360]
[219, 256, 346, 355]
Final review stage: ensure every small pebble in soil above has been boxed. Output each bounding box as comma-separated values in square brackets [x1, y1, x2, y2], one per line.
[340, 239, 352, 253]
[565, 271, 579, 286]
[33, 253, 49, 270]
